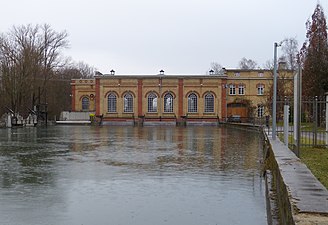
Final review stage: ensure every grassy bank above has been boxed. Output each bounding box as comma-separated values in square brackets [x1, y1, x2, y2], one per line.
[300, 147, 328, 189]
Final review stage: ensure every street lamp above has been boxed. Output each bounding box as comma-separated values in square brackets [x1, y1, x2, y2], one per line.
[110, 70, 115, 75]
[272, 42, 283, 140]
[209, 69, 214, 75]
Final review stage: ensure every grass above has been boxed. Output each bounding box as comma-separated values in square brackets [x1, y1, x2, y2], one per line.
[276, 121, 326, 131]
[278, 133, 326, 147]
[274, 120, 328, 188]
[300, 147, 328, 189]
[277, 134, 328, 189]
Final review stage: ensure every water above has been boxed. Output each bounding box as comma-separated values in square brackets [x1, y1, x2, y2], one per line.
[0, 126, 267, 225]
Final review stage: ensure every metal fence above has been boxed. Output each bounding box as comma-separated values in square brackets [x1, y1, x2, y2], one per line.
[273, 96, 328, 148]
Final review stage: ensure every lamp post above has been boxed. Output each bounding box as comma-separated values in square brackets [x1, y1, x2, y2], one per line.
[272, 42, 283, 140]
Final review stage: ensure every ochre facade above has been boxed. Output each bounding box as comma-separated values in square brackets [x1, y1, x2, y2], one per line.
[71, 69, 293, 124]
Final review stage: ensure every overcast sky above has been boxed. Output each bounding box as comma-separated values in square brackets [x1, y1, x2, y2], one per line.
[1, 0, 327, 74]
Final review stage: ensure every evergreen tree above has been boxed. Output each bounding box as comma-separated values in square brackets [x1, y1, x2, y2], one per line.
[300, 4, 328, 96]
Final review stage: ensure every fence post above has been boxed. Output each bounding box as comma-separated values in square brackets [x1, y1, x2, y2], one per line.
[284, 99, 289, 146]
[293, 65, 301, 157]
[314, 96, 318, 147]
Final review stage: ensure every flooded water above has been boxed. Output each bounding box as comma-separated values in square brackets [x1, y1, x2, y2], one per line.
[0, 126, 267, 225]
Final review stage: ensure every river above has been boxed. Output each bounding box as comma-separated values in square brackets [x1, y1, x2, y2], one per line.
[0, 125, 267, 225]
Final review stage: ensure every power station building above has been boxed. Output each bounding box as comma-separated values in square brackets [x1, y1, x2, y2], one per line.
[70, 68, 293, 125]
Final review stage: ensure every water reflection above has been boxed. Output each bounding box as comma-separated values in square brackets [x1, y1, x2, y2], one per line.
[0, 126, 266, 225]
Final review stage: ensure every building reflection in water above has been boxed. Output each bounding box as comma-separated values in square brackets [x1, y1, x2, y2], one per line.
[0, 125, 265, 225]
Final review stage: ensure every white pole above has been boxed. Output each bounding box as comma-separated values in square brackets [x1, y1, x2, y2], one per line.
[294, 74, 298, 143]
[272, 43, 278, 140]
[284, 104, 289, 146]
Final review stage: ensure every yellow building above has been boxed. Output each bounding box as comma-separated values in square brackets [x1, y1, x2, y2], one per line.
[71, 68, 293, 125]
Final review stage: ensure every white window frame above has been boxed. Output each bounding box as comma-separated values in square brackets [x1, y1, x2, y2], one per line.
[257, 84, 264, 95]
[108, 93, 117, 112]
[147, 92, 158, 113]
[257, 105, 264, 118]
[204, 93, 214, 113]
[164, 93, 174, 113]
[123, 93, 133, 113]
[188, 93, 198, 113]
[229, 84, 236, 95]
[238, 84, 245, 95]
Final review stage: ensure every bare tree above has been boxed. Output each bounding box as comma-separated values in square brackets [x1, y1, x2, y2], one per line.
[263, 59, 274, 70]
[208, 62, 224, 75]
[238, 57, 258, 69]
[281, 37, 299, 70]
[0, 24, 68, 113]
[57, 61, 96, 79]
[45, 61, 96, 116]
[73, 61, 96, 78]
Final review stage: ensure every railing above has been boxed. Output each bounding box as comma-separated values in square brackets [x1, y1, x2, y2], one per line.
[272, 96, 328, 148]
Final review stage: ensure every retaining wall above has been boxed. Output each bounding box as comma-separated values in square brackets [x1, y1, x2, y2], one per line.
[264, 132, 328, 225]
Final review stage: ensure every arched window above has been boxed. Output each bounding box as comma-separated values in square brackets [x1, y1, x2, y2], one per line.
[188, 93, 197, 113]
[124, 93, 133, 113]
[108, 93, 117, 112]
[148, 92, 158, 112]
[204, 93, 214, 113]
[164, 93, 174, 113]
[82, 97, 89, 111]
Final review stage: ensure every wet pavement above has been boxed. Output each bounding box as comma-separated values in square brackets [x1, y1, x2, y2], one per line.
[0, 126, 267, 225]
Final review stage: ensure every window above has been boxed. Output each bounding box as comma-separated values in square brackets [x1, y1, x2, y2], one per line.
[229, 84, 236, 95]
[188, 93, 198, 113]
[123, 93, 133, 113]
[148, 92, 158, 112]
[164, 93, 174, 113]
[82, 97, 89, 111]
[108, 93, 117, 112]
[257, 105, 264, 118]
[258, 72, 264, 77]
[204, 93, 214, 113]
[238, 84, 245, 95]
[257, 84, 264, 95]
[234, 72, 240, 77]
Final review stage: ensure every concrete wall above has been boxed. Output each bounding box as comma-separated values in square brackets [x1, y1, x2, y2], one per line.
[59, 111, 94, 121]
[263, 132, 328, 225]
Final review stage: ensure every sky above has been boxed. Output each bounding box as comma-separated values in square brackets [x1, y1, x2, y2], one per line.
[1, 0, 327, 75]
